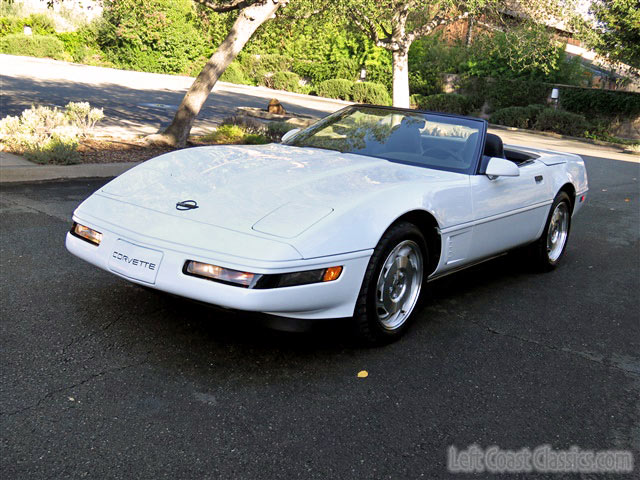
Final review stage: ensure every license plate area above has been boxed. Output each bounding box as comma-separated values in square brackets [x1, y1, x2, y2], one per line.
[108, 239, 163, 284]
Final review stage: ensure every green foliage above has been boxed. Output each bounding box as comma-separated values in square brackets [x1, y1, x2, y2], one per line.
[351, 82, 391, 105]
[56, 27, 108, 65]
[484, 78, 550, 111]
[98, 0, 209, 74]
[559, 87, 640, 119]
[315, 79, 354, 100]
[220, 62, 251, 85]
[202, 124, 268, 145]
[0, 33, 70, 61]
[266, 121, 297, 140]
[416, 93, 472, 115]
[489, 104, 546, 129]
[267, 72, 304, 93]
[534, 109, 591, 136]
[575, 0, 640, 69]
[0, 13, 56, 36]
[65, 102, 105, 135]
[291, 60, 335, 84]
[24, 133, 81, 165]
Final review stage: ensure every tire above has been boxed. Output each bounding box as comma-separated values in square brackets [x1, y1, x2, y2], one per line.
[528, 191, 572, 271]
[353, 221, 427, 345]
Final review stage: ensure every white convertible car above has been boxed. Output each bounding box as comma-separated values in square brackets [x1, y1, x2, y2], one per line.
[66, 105, 588, 343]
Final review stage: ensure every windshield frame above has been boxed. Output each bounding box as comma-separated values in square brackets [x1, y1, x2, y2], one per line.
[283, 105, 488, 175]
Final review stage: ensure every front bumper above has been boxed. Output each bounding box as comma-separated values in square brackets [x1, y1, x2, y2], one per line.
[65, 217, 372, 320]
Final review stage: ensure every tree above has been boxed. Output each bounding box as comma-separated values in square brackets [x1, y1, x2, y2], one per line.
[147, 0, 288, 147]
[584, 0, 640, 71]
[337, 0, 566, 107]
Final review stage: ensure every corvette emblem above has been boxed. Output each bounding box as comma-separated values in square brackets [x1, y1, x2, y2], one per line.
[176, 200, 199, 211]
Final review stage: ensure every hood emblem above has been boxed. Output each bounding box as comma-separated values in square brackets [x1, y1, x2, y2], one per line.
[176, 200, 199, 211]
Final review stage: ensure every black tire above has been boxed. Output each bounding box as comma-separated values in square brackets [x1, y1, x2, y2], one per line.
[353, 221, 428, 345]
[527, 191, 572, 271]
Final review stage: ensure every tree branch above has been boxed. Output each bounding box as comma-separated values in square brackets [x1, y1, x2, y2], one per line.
[349, 8, 392, 49]
[407, 11, 470, 44]
[194, 0, 253, 13]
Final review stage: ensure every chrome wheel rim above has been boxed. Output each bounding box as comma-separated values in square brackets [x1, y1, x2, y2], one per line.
[547, 202, 569, 262]
[375, 240, 423, 331]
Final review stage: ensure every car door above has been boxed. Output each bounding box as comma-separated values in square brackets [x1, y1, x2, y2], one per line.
[469, 160, 554, 260]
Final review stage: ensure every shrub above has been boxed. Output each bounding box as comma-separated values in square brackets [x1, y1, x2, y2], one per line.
[0, 33, 70, 61]
[485, 79, 550, 111]
[98, 0, 208, 75]
[291, 60, 334, 84]
[0, 102, 104, 164]
[220, 115, 266, 135]
[409, 70, 443, 97]
[203, 124, 268, 145]
[266, 121, 298, 141]
[351, 82, 391, 105]
[489, 104, 545, 129]
[559, 87, 640, 119]
[315, 79, 354, 100]
[258, 54, 293, 73]
[220, 62, 250, 85]
[267, 71, 302, 93]
[417, 93, 472, 115]
[0, 13, 56, 37]
[534, 109, 591, 137]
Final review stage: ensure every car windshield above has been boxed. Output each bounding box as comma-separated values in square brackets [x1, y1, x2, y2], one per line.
[285, 106, 484, 174]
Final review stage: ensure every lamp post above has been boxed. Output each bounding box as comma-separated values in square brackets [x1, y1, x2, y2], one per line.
[551, 88, 559, 110]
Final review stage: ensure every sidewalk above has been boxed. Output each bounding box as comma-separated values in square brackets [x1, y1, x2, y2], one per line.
[1, 120, 638, 184]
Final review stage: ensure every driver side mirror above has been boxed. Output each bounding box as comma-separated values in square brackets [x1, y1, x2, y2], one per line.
[281, 128, 300, 143]
[485, 157, 520, 178]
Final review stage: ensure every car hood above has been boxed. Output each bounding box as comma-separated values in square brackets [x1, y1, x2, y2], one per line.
[94, 144, 453, 238]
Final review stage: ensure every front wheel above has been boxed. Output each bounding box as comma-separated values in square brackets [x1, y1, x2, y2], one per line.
[528, 191, 572, 271]
[353, 222, 427, 345]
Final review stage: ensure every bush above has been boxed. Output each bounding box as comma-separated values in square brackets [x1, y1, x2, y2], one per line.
[351, 82, 391, 105]
[0, 13, 56, 37]
[417, 93, 472, 115]
[220, 62, 250, 85]
[267, 72, 302, 93]
[258, 54, 293, 73]
[98, 0, 209, 75]
[0, 102, 104, 164]
[489, 104, 545, 129]
[486, 79, 550, 111]
[534, 109, 591, 137]
[315, 79, 354, 100]
[202, 124, 268, 145]
[0, 33, 70, 61]
[266, 121, 297, 141]
[291, 60, 334, 84]
[559, 87, 640, 119]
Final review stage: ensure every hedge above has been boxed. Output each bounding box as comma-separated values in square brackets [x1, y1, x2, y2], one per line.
[351, 82, 391, 105]
[534, 109, 591, 137]
[0, 33, 70, 61]
[416, 93, 472, 115]
[220, 62, 251, 85]
[0, 14, 56, 37]
[268, 71, 303, 93]
[489, 104, 546, 129]
[559, 87, 640, 119]
[315, 79, 354, 100]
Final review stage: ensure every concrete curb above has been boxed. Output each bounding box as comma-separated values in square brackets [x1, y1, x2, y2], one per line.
[0, 162, 140, 183]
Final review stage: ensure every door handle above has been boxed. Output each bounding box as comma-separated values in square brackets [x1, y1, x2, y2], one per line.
[535, 175, 543, 183]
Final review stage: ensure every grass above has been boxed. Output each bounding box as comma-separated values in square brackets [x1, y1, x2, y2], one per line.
[199, 125, 269, 145]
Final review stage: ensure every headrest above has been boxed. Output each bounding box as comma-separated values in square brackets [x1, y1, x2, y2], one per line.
[484, 133, 504, 158]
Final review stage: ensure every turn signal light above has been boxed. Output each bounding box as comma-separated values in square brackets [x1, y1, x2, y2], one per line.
[322, 266, 343, 282]
[71, 222, 102, 246]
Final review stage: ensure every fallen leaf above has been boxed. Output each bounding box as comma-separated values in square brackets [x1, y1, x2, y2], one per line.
[357, 370, 368, 378]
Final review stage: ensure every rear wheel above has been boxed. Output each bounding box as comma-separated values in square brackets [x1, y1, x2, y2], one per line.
[528, 191, 572, 271]
[353, 222, 427, 345]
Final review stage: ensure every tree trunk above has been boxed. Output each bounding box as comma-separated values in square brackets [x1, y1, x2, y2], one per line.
[392, 49, 411, 108]
[146, 0, 282, 147]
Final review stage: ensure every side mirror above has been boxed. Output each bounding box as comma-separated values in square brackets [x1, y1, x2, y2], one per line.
[485, 157, 520, 178]
[281, 128, 301, 143]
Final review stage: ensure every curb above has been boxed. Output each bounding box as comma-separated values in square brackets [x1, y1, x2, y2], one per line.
[0, 162, 140, 183]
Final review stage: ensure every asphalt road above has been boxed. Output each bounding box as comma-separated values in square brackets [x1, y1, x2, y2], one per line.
[1, 153, 639, 479]
[0, 55, 347, 137]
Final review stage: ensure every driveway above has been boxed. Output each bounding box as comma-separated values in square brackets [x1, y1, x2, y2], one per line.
[0, 153, 638, 478]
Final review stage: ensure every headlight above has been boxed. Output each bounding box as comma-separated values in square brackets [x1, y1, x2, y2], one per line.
[183, 260, 342, 289]
[71, 222, 102, 246]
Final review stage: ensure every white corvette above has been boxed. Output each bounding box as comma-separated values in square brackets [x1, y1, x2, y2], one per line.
[66, 105, 588, 343]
